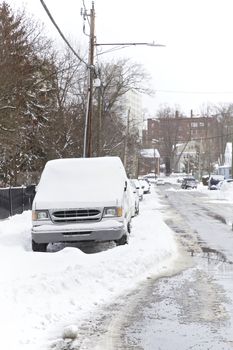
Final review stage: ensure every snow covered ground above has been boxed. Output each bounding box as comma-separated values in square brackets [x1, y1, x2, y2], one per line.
[0, 187, 180, 350]
[1, 180, 232, 350]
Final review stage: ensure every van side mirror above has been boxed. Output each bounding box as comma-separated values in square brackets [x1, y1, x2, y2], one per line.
[124, 181, 127, 191]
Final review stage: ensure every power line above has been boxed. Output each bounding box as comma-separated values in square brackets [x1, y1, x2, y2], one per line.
[159, 132, 233, 144]
[190, 132, 233, 142]
[155, 89, 233, 95]
[40, 0, 89, 67]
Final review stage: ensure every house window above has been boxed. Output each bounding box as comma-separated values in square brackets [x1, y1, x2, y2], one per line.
[191, 122, 198, 128]
[199, 122, 204, 127]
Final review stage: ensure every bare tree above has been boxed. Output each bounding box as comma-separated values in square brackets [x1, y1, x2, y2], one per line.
[38, 49, 87, 162]
[92, 58, 152, 159]
[156, 107, 187, 174]
[211, 103, 233, 164]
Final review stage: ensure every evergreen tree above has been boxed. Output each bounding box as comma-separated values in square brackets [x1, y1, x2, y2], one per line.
[0, 2, 56, 185]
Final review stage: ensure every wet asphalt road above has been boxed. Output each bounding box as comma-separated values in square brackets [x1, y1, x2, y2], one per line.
[124, 184, 233, 349]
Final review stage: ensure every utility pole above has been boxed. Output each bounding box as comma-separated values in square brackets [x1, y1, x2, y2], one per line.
[96, 76, 103, 157]
[231, 134, 233, 178]
[123, 109, 130, 169]
[83, 2, 95, 157]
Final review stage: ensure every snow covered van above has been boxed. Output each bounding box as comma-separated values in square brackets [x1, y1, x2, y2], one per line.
[30, 157, 133, 251]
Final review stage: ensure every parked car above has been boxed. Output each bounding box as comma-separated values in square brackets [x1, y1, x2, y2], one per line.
[202, 175, 210, 186]
[143, 173, 157, 183]
[30, 157, 133, 251]
[177, 176, 185, 183]
[181, 177, 197, 189]
[216, 178, 233, 190]
[208, 175, 224, 190]
[129, 180, 140, 216]
[139, 179, 151, 194]
[156, 178, 165, 185]
[131, 179, 144, 201]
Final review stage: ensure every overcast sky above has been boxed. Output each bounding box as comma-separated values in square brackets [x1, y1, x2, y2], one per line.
[7, 0, 233, 116]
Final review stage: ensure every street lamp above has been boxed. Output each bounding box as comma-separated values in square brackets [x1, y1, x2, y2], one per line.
[95, 42, 165, 47]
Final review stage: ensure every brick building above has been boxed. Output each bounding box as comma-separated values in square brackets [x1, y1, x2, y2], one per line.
[143, 115, 220, 174]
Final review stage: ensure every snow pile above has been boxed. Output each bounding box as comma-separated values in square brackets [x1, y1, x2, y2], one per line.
[195, 181, 233, 202]
[218, 181, 233, 202]
[0, 189, 179, 350]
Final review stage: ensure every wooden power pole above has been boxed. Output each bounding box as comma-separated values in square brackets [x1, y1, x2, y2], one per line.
[83, 2, 95, 157]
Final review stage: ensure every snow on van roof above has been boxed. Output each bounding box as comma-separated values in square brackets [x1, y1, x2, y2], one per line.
[34, 157, 128, 208]
[54, 156, 123, 167]
[45, 156, 125, 168]
[40, 156, 127, 179]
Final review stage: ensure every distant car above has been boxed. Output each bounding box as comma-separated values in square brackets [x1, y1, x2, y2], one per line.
[216, 178, 233, 190]
[143, 173, 157, 183]
[139, 179, 151, 194]
[177, 176, 184, 183]
[181, 177, 197, 189]
[131, 179, 143, 200]
[202, 175, 210, 186]
[129, 180, 140, 216]
[208, 175, 224, 190]
[156, 178, 165, 185]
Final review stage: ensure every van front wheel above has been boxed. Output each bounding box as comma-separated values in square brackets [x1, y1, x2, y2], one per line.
[115, 233, 128, 246]
[32, 240, 47, 252]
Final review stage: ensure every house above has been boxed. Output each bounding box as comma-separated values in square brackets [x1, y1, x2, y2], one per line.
[143, 115, 220, 175]
[138, 148, 160, 176]
[174, 141, 198, 174]
[217, 142, 232, 179]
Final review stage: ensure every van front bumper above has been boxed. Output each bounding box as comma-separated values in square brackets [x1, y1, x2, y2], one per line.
[31, 220, 125, 244]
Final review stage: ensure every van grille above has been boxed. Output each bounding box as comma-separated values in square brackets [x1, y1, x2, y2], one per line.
[51, 209, 102, 223]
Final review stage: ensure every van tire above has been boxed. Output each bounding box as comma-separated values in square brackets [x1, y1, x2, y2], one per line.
[32, 240, 47, 252]
[115, 233, 128, 246]
[127, 221, 132, 234]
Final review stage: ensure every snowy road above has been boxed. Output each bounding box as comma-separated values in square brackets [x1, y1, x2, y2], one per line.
[73, 184, 233, 350]
[125, 186, 233, 349]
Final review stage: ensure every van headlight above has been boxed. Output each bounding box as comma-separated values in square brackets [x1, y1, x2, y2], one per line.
[103, 207, 122, 217]
[32, 210, 49, 221]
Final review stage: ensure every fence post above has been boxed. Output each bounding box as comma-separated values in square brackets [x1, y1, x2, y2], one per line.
[9, 187, 13, 217]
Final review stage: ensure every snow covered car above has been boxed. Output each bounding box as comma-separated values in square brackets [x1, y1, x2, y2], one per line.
[129, 180, 140, 216]
[143, 173, 157, 183]
[216, 178, 233, 190]
[30, 157, 133, 251]
[131, 179, 144, 200]
[156, 178, 165, 185]
[139, 179, 151, 194]
[208, 175, 224, 190]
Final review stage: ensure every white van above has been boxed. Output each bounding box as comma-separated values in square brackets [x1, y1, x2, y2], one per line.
[30, 157, 133, 251]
